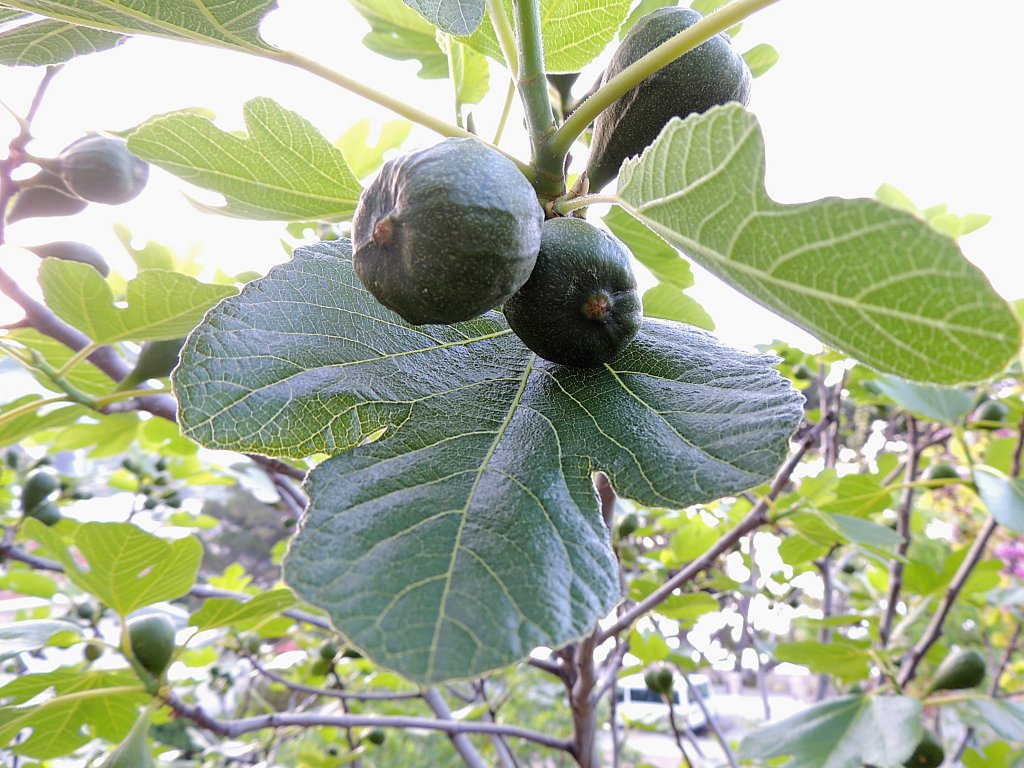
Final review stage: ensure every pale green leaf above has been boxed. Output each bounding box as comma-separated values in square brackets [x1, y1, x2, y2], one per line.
[404, 0, 484, 35]
[0, 669, 146, 758]
[39, 260, 235, 343]
[4, 327, 116, 395]
[974, 466, 1024, 533]
[127, 97, 362, 221]
[24, 519, 202, 616]
[817, 474, 893, 517]
[0, 17, 123, 65]
[0, 0, 276, 52]
[742, 42, 778, 77]
[462, 0, 632, 73]
[0, 9, 30, 24]
[778, 534, 828, 565]
[828, 513, 901, 549]
[872, 375, 973, 424]
[642, 283, 715, 329]
[349, 0, 449, 78]
[657, 592, 719, 624]
[739, 695, 922, 768]
[616, 105, 1021, 384]
[0, 395, 87, 448]
[629, 630, 671, 663]
[963, 698, 1024, 742]
[174, 239, 803, 683]
[444, 33, 489, 104]
[189, 589, 296, 631]
[0, 620, 80, 659]
[336, 118, 413, 179]
[774, 640, 871, 681]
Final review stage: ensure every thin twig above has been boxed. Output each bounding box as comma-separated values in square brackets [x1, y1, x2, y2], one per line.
[247, 656, 420, 701]
[422, 688, 489, 768]
[880, 417, 920, 648]
[596, 413, 835, 643]
[684, 672, 739, 768]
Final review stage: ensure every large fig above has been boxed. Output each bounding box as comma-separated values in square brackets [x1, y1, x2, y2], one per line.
[57, 135, 149, 205]
[586, 7, 752, 192]
[352, 138, 543, 325]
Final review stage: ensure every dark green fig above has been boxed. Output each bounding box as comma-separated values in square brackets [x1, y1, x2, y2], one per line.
[26, 241, 110, 276]
[127, 615, 176, 678]
[586, 7, 752, 191]
[310, 657, 332, 676]
[118, 337, 186, 390]
[57, 135, 149, 205]
[548, 72, 580, 111]
[926, 648, 986, 694]
[365, 729, 386, 746]
[923, 463, 960, 482]
[352, 138, 543, 325]
[972, 400, 1009, 428]
[319, 641, 339, 661]
[7, 170, 89, 222]
[21, 470, 58, 512]
[504, 217, 642, 367]
[27, 500, 62, 526]
[902, 729, 944, 768]
[644, 666, 674, 696]
[101, 706, 155, 768]
[617, 512, 639, 538]
[341, 646, 363, 659]
[83, 642, 104, 662]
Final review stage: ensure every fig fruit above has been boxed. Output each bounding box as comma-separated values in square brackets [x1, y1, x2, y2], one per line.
[26, 241, 110, 276]
[586, 7, 752, 191]
[7, 171, 89, 222]
[57, 135, 149, 205]
[644, 666, 674, 696]
[127, 614, 175, 678]
[902, 729, 944, 768]
[352, 138, 543, 325]
[118, 337, 186, 390]
[926, 648, 986, 694]
[923, 463, 959, 482]
[504, 217, 642, 367]
[21, 469, 58, 513]
[27, 500, 62, 526]
[972, 400, 1009, 429]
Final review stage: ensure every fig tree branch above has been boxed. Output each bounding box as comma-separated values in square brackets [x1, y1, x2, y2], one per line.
[596, 410, 836, 643]
[422, 688, 489, 768]
[896, 417, 1024, 687]
[161, 690, 574, 751]
[549, 0, 780, 159]
[247, 656, 420, 701]
[879, 416, 920, 648]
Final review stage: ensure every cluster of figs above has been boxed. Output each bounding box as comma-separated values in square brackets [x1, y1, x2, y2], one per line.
[353, 7, 752, 367]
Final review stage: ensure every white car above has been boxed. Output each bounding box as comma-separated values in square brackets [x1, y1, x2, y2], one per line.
[614, 672, 713, 733]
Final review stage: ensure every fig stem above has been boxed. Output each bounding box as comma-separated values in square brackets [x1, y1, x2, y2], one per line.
[548, 0, 780, 159]
[270, 49, 535, 181]
[511, 0, 565, 199]
[492, 79, 517, 145]
[486, 0, 519, 77]
[552, 193, 619, 215]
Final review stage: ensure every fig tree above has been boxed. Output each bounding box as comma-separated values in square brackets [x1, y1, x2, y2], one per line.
[352, 138, 543, 325]
[586, 7, 752, 191]
[503, 217, 642, 367]
[56, 135, 149, 205]
[127, 614, 176, 679]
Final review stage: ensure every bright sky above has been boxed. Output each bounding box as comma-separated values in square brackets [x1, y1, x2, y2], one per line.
[1, 0, 1021, 353]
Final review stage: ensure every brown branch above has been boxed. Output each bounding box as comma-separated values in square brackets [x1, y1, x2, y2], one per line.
[880, 416, 920, 648]
[421, 688, 489, 768]
[596, 412, 835, 643]
[162, 690, 574, 751]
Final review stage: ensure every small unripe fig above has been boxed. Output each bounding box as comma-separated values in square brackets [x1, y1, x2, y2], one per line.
[504, 217, 642, 367]
[972, 400, 1009, 429]
[923, 463, 960, 483]
[365, 728, 386, 746]
[926, 648, 986, 694]
[27, 500, 62, 526]
[319, 641, 339, 661]
[21, 470, 58, 513]
[353, 138, 543, 325]
[119, 337, 186, 390]
[127, 614, 176, 678]
[57, 135, 149, 205]
[617, 513, 639, 538]
[83, 642, 104, 662]
[586, 7, 751, 191]
[644, 665, 674, 696]
[26, 241, 110, 276]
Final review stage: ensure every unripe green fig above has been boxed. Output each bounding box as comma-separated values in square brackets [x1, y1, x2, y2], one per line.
[21, 470, 58, 512]
[310, 657, 332, 676]
[972, 400, 1009, 428]
[926, 648, 986, 694]
[83, 642, 104, 662]
[902, 729, 944, 768]
[586, 7, 752, 192]
[101, 707, 155, 768]
[504, 217, 642, 367]
[57, 135, 149, 205]
[923, 463, 960, 483]
[617, 513, 639, 538]
[27, 500, 62, 526]
[118, 337, 186, 390]
[365, 728, 386, 746]
[644, 666, 674, 696]
[341, 646, 363, 659]
[352, 138, 543, 325]
[26, 241, 110, 276]
[127, 615, 176, 678]
[7, 170, 89, 222]
[319, 641, 339, 661]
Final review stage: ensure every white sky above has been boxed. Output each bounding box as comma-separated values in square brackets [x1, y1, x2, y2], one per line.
[1, 0, 1022, 352]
